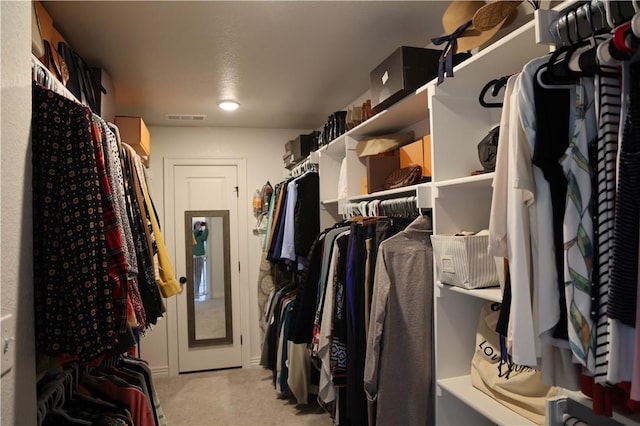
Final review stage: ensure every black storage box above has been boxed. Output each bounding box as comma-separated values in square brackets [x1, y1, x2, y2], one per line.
[369, 46, 441, 113]
[284, 133, 315, 168]
[90, 67, 116, 122]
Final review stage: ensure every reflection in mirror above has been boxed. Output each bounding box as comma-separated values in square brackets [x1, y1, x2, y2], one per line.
[185, 210, 232, 347]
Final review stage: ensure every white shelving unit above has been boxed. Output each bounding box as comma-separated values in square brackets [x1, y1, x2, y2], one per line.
[313, 16, 552, 426]
[429, 18, 551, 425]
[310, 4, 624, 424]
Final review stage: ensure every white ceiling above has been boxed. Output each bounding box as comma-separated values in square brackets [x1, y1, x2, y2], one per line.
[42, 1, 527, 130]
[42, 1, 455, 130]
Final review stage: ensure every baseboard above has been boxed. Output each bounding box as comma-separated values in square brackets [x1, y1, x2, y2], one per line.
[250, 356, 261, 367]
[151, 366, 169, 378]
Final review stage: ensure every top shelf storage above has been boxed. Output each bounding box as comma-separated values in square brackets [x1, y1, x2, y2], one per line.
[317, 19, 551, 206]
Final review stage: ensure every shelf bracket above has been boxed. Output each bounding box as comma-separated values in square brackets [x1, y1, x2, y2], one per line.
[535, 9, 559, 45]
[545, 396, 568, 426]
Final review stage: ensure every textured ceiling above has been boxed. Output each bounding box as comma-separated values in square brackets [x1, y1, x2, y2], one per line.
[42, 1, 527, 130]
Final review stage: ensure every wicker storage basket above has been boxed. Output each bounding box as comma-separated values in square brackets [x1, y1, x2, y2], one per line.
[430, 234, 499, 289]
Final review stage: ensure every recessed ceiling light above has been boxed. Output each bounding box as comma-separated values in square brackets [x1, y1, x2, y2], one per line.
[218, 100, 240, 111]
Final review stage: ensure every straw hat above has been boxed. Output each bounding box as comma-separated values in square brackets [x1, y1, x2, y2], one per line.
[442, 1, 522, 53]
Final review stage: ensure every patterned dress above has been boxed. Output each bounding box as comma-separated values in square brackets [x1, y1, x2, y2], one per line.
[32, 83, 116, 360]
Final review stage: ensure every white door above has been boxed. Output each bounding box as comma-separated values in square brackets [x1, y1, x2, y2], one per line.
[173, 164, 242, 372]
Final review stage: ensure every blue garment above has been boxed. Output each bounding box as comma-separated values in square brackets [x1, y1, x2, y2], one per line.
[280, 178, 300, 263]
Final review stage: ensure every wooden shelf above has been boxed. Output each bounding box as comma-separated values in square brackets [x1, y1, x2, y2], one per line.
[437, 282, 502, 303]
[347, 182, 432, 207]
[435, 172, 495, 190]
[346, 86, 429, 139]
[318, 135, 346, 158]
[437, 375, 536, 426]
[434, 20, 550, 94]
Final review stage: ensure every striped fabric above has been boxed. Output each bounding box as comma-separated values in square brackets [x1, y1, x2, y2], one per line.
[593, 65, 622, 383]
[608, 63, 640, 326]
[431, 234, 499, 289]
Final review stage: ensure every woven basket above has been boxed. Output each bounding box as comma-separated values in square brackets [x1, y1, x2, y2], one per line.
[430, 234, 499, 289]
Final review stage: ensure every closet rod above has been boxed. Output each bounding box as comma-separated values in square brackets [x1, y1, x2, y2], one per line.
[342, 195, 428, 219]
[290, 158, 317, 177]
[552, 0, 636, 47]
[31, 54, 80, 105]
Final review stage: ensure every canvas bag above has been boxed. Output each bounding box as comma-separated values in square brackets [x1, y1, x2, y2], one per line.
[471, 302, 557, 425]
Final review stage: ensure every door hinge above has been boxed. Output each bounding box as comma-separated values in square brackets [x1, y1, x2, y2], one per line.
[240, 335, 243, 345]
[238, 261, 241, 272]
[234, 186, 239, 198]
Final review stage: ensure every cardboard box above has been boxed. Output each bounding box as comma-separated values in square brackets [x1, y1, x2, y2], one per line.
[90, 68, 116, 123]
[115, 116, 150, 159]
[399, 135, 431, 178]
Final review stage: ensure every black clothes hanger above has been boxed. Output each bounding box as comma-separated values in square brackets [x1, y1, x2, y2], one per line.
[479, 76, 510, 108]
[569, 3, 606, 77]
[543, 43, 585, 84]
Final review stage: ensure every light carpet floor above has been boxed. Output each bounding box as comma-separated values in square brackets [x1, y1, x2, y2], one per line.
[154, 367, 333, 426]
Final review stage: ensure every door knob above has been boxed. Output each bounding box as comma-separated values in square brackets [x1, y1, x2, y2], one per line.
[179, 276, 187, 286]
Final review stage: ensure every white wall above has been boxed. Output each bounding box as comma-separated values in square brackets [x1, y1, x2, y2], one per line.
[0, 1, 37, 424]
[142, 126, 304, 372]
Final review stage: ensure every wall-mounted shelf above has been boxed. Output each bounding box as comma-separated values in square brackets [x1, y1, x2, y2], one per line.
[347, 182, 432, 206]
[435, 173, 495, 190]
[436, 282, 502, 303]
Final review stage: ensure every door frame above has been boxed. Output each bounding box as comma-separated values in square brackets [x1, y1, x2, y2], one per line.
[163, 157, 250, 376]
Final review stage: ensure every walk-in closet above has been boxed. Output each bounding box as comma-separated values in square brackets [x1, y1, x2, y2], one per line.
[3, 0, 640, 425]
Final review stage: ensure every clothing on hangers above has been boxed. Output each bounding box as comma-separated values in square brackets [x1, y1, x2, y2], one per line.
[32, 73, 175, 426]
[487, 8, 640, 416]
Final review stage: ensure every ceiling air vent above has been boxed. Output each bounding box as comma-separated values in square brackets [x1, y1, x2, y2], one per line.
[165, 114, 207, 122]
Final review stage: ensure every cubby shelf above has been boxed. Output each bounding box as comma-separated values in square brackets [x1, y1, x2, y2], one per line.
[435, 172, 495, 190]
[437, 375, 536, 426]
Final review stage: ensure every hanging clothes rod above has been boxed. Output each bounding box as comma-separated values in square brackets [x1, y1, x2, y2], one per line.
[290, 158, 317, 177]
[551, 0, 637, 47]
[31, 54, 81, 105]
[342, 196, 428, 219]
[36, 364, 82, 426]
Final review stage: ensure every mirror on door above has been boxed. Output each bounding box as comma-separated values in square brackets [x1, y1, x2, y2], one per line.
[184, 210, 233, 347]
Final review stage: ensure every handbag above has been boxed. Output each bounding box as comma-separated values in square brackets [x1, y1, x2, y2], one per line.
[471, 302, 557, 425]
[477, 126, 499, 173]
[383, 165, 422, 190]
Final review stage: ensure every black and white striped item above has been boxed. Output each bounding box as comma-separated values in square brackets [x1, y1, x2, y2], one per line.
[593, 63, 622, 383]
[608, 63, 640, 326]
